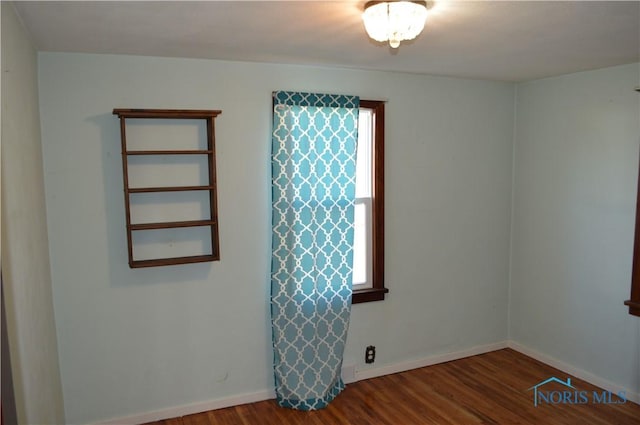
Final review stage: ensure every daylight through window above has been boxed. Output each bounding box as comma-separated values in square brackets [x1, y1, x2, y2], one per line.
[352, 100, 388, 304]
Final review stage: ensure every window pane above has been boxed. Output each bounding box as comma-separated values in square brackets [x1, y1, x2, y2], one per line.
[352, 202, 367, 285]
[356, 109, 372, 198]
[352, 101, 386, 303]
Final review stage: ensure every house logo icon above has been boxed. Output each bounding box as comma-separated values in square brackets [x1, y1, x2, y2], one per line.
[527, 376, 627, 407]
[527, 377, 575, 407]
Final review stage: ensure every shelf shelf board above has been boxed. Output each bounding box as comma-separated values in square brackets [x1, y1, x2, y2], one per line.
[128, 185, 215, 193]
[126, 150, 213, 155]
[113, 109, 221, 119]
[130, 254, 218, 268]
[130, 220, 216, 231]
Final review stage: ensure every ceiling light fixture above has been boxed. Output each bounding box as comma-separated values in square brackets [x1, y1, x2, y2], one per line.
[362, 1, 430, 48]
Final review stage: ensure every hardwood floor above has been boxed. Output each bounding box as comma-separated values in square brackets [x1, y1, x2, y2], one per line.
[145, 349, 640, 425]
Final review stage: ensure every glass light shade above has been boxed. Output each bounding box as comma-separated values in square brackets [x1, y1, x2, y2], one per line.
[362, 1, 428, 48]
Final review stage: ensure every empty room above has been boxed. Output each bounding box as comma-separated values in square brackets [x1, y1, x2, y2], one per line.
[2, 1, 639, 424]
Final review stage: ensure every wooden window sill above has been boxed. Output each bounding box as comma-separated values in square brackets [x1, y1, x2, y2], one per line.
[624, 300, 640, 317]
[352, 287, 389, 304]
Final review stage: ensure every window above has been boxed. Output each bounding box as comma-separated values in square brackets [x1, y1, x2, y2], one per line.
[626, 157, 640, 317]
[352, 100, 388, 304]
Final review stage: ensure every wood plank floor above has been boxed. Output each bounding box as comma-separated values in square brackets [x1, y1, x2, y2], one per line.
[146, 349, 640, 425]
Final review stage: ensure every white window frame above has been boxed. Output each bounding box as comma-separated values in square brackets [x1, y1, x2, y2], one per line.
[353, 108, 374, 289]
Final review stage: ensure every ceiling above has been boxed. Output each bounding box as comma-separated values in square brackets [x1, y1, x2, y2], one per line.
[12, 1, 640, 82]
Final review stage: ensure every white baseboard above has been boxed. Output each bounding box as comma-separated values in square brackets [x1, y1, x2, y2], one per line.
[342, 364, 357, 384]
[354, 341, 509, 381]
[507, 341, 640, 405]
[92, 341, 507, 425]
[93, 339, 638, 424]
[93, 389, 276, 425]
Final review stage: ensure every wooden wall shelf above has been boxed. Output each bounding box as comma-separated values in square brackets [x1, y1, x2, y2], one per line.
[113, 108, 222, 268]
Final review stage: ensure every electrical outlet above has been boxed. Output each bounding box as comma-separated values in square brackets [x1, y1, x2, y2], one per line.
[365, 345, 376, 364]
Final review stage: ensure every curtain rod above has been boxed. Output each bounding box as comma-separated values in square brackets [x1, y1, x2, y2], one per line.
[271, 91, 387, 102]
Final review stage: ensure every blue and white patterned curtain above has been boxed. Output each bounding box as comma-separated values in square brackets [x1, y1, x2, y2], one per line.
[271, 91, 359, 410]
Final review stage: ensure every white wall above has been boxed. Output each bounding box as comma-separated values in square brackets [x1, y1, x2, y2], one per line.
[37, 52, 515, 424]
[1, 3, 65, 423]
[510, 63, 640, 396]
